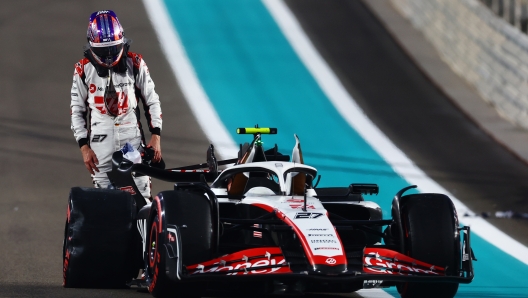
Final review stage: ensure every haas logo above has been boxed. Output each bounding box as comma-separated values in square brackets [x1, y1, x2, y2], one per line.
[326, 258, 336, 265]
[89, 84, 96, 93]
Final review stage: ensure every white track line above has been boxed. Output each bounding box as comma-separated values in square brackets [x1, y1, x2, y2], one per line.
[141, 0, 238, 160]
[262, 0, 528, 266]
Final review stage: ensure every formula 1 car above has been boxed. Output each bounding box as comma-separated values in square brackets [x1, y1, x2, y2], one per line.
[63, 127, 475, 298]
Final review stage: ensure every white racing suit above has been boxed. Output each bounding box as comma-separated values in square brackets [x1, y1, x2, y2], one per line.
[70, 51, 162, 201]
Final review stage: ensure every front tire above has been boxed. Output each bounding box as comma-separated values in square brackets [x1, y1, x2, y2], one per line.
[145, 189, 214, 297]
[145, 214, 172, 297]
[397, 194, 459, 298]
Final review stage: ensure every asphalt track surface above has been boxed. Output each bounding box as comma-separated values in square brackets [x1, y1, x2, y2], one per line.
[1, 0, 527, 297]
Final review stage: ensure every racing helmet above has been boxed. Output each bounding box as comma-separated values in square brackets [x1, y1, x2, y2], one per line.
[86, 10, 125, 68]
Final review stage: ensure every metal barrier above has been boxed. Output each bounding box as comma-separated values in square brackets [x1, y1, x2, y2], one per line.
[481, 0, 528, 33]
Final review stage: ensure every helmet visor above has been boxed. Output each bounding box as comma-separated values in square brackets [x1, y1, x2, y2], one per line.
[90, 44, 124, 68]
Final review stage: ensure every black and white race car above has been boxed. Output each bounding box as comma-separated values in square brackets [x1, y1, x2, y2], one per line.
[63, 127, 475, 298]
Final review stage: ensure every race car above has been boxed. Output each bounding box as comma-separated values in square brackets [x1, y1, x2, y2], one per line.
[63, 127, 475, 298]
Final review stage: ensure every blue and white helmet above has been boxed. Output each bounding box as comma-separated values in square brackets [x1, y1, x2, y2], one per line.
[87, 10, 125, 68]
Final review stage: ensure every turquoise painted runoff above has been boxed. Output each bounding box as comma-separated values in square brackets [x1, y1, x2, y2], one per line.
[162, 0, 528, 296]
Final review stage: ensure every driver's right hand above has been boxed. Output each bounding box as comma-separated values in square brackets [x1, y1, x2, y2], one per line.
[80, 145, 99, 175]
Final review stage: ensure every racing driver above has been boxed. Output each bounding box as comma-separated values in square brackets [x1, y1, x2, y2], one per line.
[70, 10, 162, 201]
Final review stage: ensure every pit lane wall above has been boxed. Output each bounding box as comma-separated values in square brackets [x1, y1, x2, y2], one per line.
[390, 0, 528, 129]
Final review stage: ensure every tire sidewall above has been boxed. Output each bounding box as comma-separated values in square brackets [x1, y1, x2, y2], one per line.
[62, 199, 73, 287]
[146, 210, 164, 295]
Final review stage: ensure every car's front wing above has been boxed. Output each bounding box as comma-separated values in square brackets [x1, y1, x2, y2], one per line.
[176, 246, 473, 285]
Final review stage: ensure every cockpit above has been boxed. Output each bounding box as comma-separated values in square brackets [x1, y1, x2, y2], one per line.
[211, 163, 317, 197]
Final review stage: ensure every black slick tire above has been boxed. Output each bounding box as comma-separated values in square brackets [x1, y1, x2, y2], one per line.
[145, 213, 172, 297]
[145, 189, 213, 297]
[397, 194, 459, 298]
[62, 187, 138, 288]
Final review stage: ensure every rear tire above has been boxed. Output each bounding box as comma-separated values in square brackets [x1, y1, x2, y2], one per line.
[63, 187, 139, 288]
[397, 194, 459, 298]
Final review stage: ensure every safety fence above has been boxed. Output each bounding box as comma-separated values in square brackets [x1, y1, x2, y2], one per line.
[390, 0, 528, 129]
